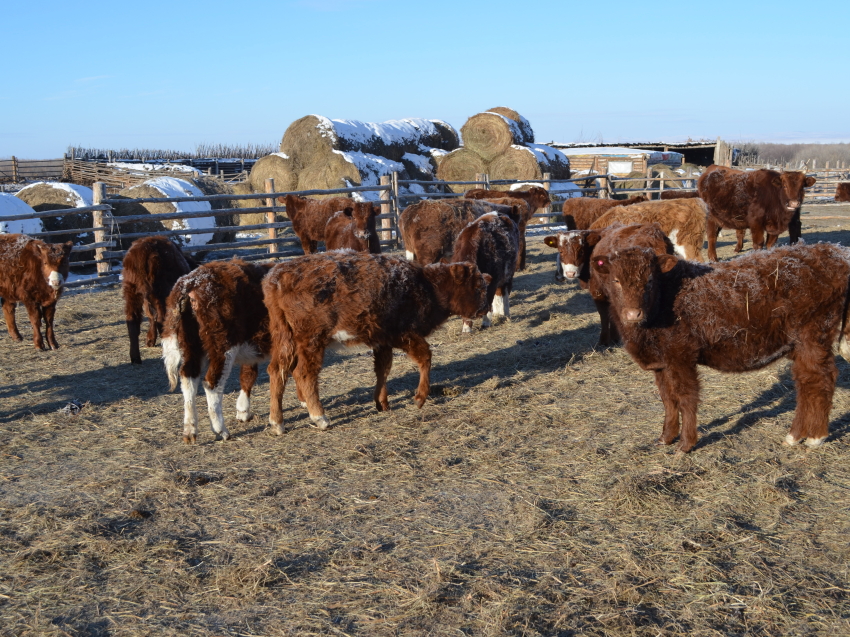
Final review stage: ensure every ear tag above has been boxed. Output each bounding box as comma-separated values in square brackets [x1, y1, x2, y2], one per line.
[597, 260, 604, 266]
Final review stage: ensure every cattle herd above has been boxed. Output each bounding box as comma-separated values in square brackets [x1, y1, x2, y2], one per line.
[4, 164, 849, 454]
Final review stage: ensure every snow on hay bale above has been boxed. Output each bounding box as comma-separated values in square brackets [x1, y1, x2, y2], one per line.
[15, 182, 93, 247]
[280, 116, 459, 169]
[248, 153, 298, 193]
[489, 144, 571, 188]
[115, 177, 217, 248]
[460, 111, 526, 162]
[487, 106, 534, 144]
[436, 148, 488, 193]
[0, 193, 43, 235]
[189, 177, 238, 243]
[296, 151, 406, 201]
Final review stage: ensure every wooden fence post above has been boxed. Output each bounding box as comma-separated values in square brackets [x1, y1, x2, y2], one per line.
[659, 174, 665, 197]
[92, 182, 112, 276]
[380, 175, 392, 243]
[11, 156, 18, 183]
[265, 178, 277, 256]
[475, 173, 486, 192]
[542, 172, 552, 224]
[645, 166, 652, 199]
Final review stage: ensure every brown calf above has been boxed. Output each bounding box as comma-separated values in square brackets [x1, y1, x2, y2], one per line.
[122, 236, 196, 364]
[590, 198, 708, 261]
[0, 234, 72, 350]
[660, 190, 699, 200]
[561, 194, 648, 231]
[450, 212, 519, 332]
[262, 252, 491, 431]
[591, 242, 850, 452]
[324, 206, 381, 253]
[543, 223, 673, 346]
[162, 260, 273, 443]
[836, 183, 850, 203]
[283, 194, 377, 254]
[698, 165, 816, 261]
[399, 198, 520, 265]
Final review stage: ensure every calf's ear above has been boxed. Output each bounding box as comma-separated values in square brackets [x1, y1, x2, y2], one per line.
[343, 207, 354, 217]
[805, 176, 817, 187]
[481, 273, 493, 286]
[656, 254, 678, 273]
[586, 230, 603, 247]
[592, 255, 610, 274]
[63, 241, 73, 255]
[543, 235, 558, 248]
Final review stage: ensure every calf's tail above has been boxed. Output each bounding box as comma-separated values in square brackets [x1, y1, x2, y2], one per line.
[162, 288, 193, 391]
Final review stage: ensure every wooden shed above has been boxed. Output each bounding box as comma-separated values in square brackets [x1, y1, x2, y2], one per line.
[555, 147, 684, 175]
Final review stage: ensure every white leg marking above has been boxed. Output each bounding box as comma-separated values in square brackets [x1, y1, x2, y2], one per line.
[405, 250, 414, 261]
[481, 313, 492, 328]
[162, 335, 182, 389]
[804, 436, 826, 448]
[203, 348, 237, 440]
[181, 375, 201, 441]
[491, 293, 506, 318]
[462, 321, 472, 333]
[236, 389, 252, 422]
[784, 433, 799, 446]
[310, 413, 330, 430]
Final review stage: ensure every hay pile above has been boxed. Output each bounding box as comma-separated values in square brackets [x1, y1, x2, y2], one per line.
[114, 177, 217, 249]
[189, 177, 238, 243]
[15, 182, 93, 248]
[271, 116, 461, 200]
[0, 192, 42, 235]
[437, 107, 570, 192]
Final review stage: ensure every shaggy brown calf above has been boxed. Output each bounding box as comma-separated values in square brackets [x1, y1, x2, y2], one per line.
[324, 206, 381, 253]
[162, 260, 273, 443]
[698, 165, 816, 260]
[465, 187, 551, 270]
[543, 223, 673, 346]
[262, 252, 491, 431]
[399, 198, 520, 265]
[836, 183, 850, 203]
[122, 236, 196, 364]
[0, 234, 72, 350]
[660, 190, 699, 200]
[450, 212, 519, 332]
[561, 194, 647, 230]
[590, 198, 708, 261]
[283, 194, 377, 254]
[591, 242, 850, 452]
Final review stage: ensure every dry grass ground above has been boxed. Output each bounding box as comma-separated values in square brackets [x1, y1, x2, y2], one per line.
[2, 206, 850, 636]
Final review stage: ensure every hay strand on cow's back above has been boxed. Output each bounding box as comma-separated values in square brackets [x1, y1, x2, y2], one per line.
[460, 112, 524, 162]
[436, 148, 488, 193]
[487, 106, 535, 144]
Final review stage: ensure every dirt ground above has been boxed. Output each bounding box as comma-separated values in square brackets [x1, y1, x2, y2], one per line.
[2, 206, 850, 636]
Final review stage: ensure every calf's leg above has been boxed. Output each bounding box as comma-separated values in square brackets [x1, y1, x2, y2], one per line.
[292, 344, 329, 429]
[202, 348, 236, 440]
[734, 229, 746, 253]
[2, 299, 22, 342]
[125, 293, 144, 363]
[788, 209, 802, 244]
[237, 364, 258, 422]
[706, 216, 720, 262]
[400, 334, 432, 408]
[43, 303, 59, 350]
[655, 364, 700, 452]
[181, 374, 202, 444]
[23, 300, 45, 350]
[373, 345, 393, 411]
[750, 224, 766, 250]
[594, 298, 619, 347]
[786, 346, 837, 447]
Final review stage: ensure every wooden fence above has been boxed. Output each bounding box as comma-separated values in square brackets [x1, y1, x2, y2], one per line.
[0, 157, 65, 183]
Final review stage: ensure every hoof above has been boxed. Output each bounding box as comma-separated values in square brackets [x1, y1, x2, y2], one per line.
[236, 409, 254, 422]
[130, 358, 142, 365]
[804, 436, 826, 448]
[461, 323, 472, 334]
[183, 434, 196, 444]
[300, 401, 307, 408]
[269, 419, 285, 436]
[414, 395, 426, 408]
[783, 434, 799, 446]
[215, 430, 231, 442]
[375, 402, 390, 412]
[310, 415, 330, 430]
[655, 437, 674, 446]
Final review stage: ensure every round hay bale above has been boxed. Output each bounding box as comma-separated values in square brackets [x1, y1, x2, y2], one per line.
[436, 148, 488, 193]
[189, 177, 237, 243]
[487, 107, 535, 144]
[280, 115, 458, 170]
[460, 112, 525, 162]
[489, 145, 571, 189]
[230, 182, 269, 227]
[249, 153, 298, 194]
[650, 163, 684, 190]
[115, 177, 217, 249]
[297, 151, 407, 201]
[0, 193, 43, 235]
[15, 182, 93, 250]
[614, 170, 650, 195]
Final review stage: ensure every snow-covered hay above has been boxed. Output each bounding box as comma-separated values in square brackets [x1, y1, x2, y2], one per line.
[280, 116, 460, 170]
[489, 145, 571, 188]
[248, 153, 297, 193]
[296, 151, 405, 202]
[0, 193, 43, 235]
[14, 182, 93, 247]
[189, 177, 238, 243]
[487, 106, 534, 144]
[115, 177, 216, 248]
[460, 111, 525, 162]
[436, 148, 488, 193]
[401, 152, 438, 182]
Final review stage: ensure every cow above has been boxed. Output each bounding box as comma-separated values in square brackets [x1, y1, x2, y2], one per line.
[464, 187, 551, 270]
[698, 165, 816, 261]
[836, 183, 850, 203]
[589, 198, 708, 261]
[282, 194, 378, 255]
[262, 251, 492, 432]
[161, 259, 274, 443]
[450, 212, 519, 332]
[543, 223, 673, 346]
[122, 236, 196, 364]
[398, 198, 521, 266]
[324, 206, 381, 253]
[590, 242, 850, 452]
[660, 190, 700, 200]
[0, 234, 72, 350]
[561, 194, 647, 231]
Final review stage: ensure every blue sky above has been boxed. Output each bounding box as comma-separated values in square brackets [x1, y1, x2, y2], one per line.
[2, 0, 847, 158]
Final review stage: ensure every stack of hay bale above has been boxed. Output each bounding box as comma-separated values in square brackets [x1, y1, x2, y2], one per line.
[437, 107, 571, 193]
[1, 192, 43, 235]
[15, 182, 94, 248]
[241, 116, 460, 218]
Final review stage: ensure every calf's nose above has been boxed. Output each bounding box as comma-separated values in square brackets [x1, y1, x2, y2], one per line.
[623, 308, 643, 323]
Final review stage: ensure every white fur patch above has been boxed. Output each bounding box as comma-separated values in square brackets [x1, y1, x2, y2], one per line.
[558, 231, 579, 247]
[162, 335, 182, 389]
[236, 389, 251, 421]
[405, 250, 414, 261]
[332, 330, 357, 343]
[804, 436, 826, 448]
[784, 433, 798, 446]
[491, 293, 507, 318]
[562, 263, 579, 278]
[462, 321, 472, 333]
[668, 229, 688, 259]
[310, 414, 330, 430]
[48, 271, 63, 289]
[840, 337, 850, 363]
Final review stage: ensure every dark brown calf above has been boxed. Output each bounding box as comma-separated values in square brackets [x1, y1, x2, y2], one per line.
[561, 194, 647, 231]
[835, 183, 850, 203]
[698, 165, 816, 260]
[660, 190, 700, 200]
[450, 212, 519, 332]
[543, 223, 673, 346]
[162, 260, 273, 443]
[324, 206, 381, 253]
[591, 242, 850, 452]
[399, 198, 520, 265]
[262, 252, 491, 431]
[0, 234, 72, 350]
[122, 236, 196, 364]
[283, 195, 377, 255]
